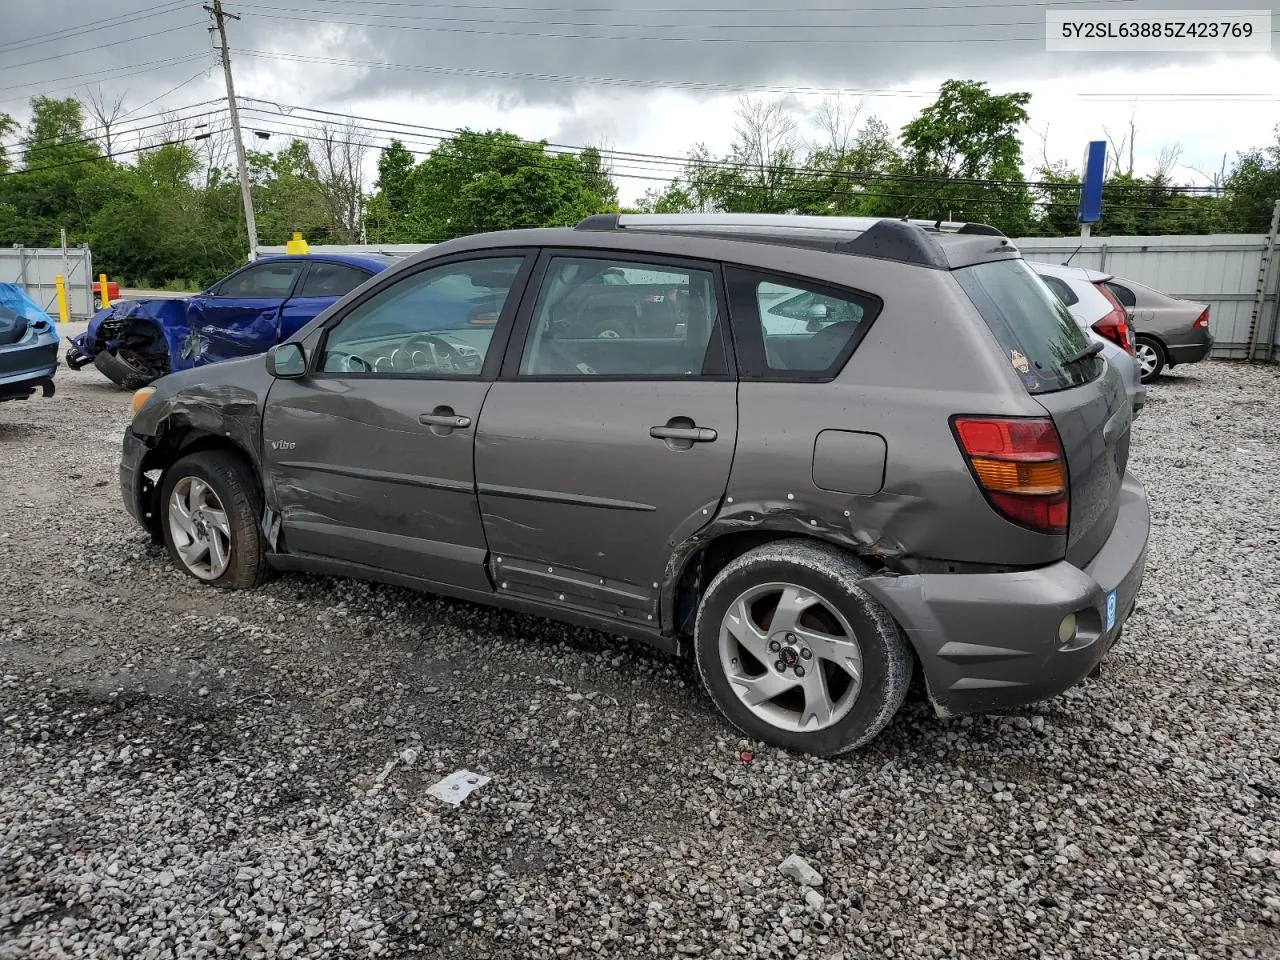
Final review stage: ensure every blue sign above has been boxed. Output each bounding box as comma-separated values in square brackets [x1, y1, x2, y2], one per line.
[1079, 140, 1107, 224]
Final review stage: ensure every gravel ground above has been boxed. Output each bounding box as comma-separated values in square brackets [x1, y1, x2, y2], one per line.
[1, 359, 1278, 960]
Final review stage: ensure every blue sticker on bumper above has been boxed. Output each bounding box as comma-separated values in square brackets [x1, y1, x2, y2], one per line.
[1105, 590, 1117, 632]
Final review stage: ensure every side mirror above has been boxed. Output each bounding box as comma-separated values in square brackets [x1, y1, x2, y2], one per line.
[266, 342, 306, 378]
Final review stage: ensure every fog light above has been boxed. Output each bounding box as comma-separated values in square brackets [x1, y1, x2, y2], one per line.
[1058, 613, 1078, 645]
[131, 386, 156, 414]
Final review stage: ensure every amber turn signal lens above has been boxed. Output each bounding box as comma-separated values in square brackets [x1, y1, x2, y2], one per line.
[968, 456, 1066, 496]
[131, 387, 156, 414]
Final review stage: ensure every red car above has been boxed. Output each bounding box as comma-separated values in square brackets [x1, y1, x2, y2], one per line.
[92, 279, 121, 310]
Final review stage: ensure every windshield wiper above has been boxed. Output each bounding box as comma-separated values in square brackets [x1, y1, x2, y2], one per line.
[1063, 339, 1104, 367]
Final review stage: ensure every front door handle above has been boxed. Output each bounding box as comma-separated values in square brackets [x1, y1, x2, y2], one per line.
[420, 406, 472, 435]
[420, 413, 471, 428]
[650, 425, 717, 443]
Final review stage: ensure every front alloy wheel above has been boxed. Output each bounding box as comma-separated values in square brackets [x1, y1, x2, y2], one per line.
[159, 450, 270, 590]
[168, 476, 232, 580]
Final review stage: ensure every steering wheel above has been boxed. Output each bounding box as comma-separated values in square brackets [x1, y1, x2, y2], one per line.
[400, 333, 469, 373]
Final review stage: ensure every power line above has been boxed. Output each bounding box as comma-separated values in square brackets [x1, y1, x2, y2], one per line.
[252, 3, 1052, 30]
[0, 128, 228, 178]
[239, 118, 1221, 219]
[0, 0, 190, 53]
[237, 49, 943, 98]
[1, 107, 228, 155]
[250, 10, 1061, 43]
[119, 65, 220, 121]
[3, 23, 205, 72]
[290, 0, 1140, 11]
[0, 54, 208, 97]
[238, 99, 1227, 196]
[236, 49, 1268, 108]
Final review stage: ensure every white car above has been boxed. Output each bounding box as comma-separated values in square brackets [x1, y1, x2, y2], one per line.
[1030, 261, 1146, 418]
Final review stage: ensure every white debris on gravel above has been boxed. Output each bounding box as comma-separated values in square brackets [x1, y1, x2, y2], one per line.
[1, 361, 1279, 958]
[779, 854, 824, 888]
[427, 770, 492, 806]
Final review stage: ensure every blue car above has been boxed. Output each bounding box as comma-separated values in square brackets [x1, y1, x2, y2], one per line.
[0, 283, 59, 402]
[67, 254, 399, 389]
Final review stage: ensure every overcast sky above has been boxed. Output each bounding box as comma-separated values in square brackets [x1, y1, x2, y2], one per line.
[3, 0, 1279, 203]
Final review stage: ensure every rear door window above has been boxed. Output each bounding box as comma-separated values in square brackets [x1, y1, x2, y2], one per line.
[298, 262, 372, 298]
[516, 256, 725, 378]
[725, 268, 881, 380]
[955, 259, 1100, 394]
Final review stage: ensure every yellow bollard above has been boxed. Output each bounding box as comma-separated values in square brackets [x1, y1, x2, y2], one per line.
[99, 273, 111, 308]
[54, 275, 69, 324]
[285, 231, 310, 255]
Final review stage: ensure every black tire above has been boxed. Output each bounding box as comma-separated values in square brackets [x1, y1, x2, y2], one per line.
[694, 540, 914, 757]
[159, 450, 270, 590]
[93, 348, 165, 390]
[589, 312, 636, 339]
[1134, 335, 1166, 384]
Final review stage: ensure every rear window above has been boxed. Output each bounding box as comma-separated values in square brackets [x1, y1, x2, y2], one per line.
[955, 259, 1099, 395]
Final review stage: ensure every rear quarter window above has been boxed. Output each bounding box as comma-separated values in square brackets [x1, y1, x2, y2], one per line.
[955, 259, 1100, 395]
[725, 268, 881, 380]
[1038, 274, 1079, 307]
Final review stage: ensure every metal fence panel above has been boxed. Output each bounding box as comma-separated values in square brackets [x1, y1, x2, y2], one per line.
[1013, 234, 1274, 360]
[0, 245, 95, 319]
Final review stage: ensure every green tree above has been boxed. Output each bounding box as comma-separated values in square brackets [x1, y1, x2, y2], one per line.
[407, 130, 615, 238]
[0, 96, 108, 246]
[0, 113, 17, 174]
[887, 79, 1033, 233]
[1223, 132, 1280, 233]
[367, 138, 419, 241]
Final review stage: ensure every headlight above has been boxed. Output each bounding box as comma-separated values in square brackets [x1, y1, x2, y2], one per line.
[131, 387, 157, 415]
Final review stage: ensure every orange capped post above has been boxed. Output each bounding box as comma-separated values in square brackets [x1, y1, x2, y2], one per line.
[99, 273, 112, 308]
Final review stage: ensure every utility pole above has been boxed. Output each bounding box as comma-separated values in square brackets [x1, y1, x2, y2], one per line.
[206, 0, 258, 261]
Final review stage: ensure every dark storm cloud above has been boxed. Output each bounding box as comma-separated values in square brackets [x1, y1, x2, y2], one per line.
[4, 0, 1273, 122]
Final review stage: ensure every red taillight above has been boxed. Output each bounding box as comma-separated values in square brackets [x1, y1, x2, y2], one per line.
[953, 416, 1069, 535]
[1194, 309, 1210, 330]
[1092, 284, 1133, 354]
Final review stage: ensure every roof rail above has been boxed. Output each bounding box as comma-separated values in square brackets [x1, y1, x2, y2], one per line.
[571, 213, 1008, 270]
[574, 213, 1006, 238]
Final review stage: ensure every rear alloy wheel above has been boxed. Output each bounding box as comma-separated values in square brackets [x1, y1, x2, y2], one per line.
[159, 451, 269, 589]
[695, 540, 913, 756]
[1134, 335, 1165, 383]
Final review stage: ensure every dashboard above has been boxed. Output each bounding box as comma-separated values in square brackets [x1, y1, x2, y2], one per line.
[321, 331, 489, 376]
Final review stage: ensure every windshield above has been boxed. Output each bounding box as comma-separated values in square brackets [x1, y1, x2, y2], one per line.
[955, 259, 1100, 395]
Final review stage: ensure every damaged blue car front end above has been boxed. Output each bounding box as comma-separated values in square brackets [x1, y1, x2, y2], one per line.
[66, 298, 188, 383]
[0, 283, 59, 402]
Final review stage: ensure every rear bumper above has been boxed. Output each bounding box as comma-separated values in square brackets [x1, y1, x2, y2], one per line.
[1166, 335, 1212, 366]
[861, 471, 1149, 717]
[0, 332, 59, 400]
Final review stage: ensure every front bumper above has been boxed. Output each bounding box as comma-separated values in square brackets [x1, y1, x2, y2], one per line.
[121, 428, 160, 537]
[861, 471, 1149, 717]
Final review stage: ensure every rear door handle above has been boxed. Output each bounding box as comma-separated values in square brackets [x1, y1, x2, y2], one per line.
[650, 425, 717, 443]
